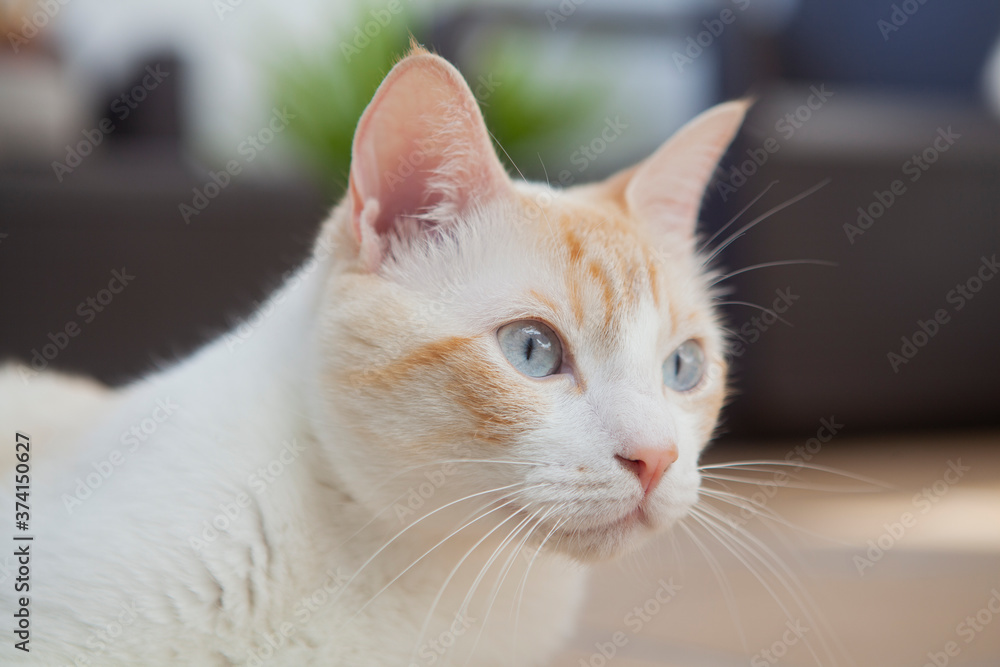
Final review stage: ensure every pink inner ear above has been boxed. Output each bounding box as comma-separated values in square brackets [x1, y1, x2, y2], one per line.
[625, 100, 751, 239]
[348, 52, 511, 269]
[351, 92, 444, 235]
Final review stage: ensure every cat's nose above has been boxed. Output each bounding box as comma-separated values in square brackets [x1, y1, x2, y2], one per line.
[615, 446, 678, 495]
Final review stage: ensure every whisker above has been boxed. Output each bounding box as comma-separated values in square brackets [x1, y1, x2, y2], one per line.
[701, 472, 882, 494]
[408, 499, 530, 664]
[699, 487, 793, 524]
[328, 459, 549, 553]
[699, 492, 855, 593]
[709, 504, 854, 665]
[463, 505, 551, 665]
[687, 509, 830, 665]
[720, 326, 749, 344]
[344, 496, 526, 628]
[677, 520, 749, 652]
[512, 513, 567, 657]
[700, 461, 891, 489]
[710, 259, 838, 286]
[697, 489, 857, 548]
[331, 487, 413, 553]
[380, 459, 548, 486]
[666, 521, 686, 581]
[505, 505, 561, 625]
[701, 178, 832, 266]
[329, 481, 540, 615]
[453, 507, 539, 635]
[699, 180, 780, 252]
[489, 129, 529, 186]
[702, 460, 836, 470]
[714, 300, 794, 327]
[537, 152, 551, 188]
[691, 507, 847, 666]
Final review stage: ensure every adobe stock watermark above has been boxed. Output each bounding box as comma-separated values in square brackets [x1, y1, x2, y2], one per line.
[222, 289, 290, 353]
[213, 0, 248, 21]
[545, 0, 587, 30]
[61, 397, 179, 514]
[407, 613, 476, 667]
[726, 287, 799, 357]
[179, 107, 296, 224]
[189, 438, 306, 551]
[52, 65, 170, 182]
[577, 578, 681, 666]
[553, 116, 629, 188]
[393, 445, 474, 524]
[382, 76, 502, 193]
[0, 553, 16, 587]
[224, 232, 338, 352]
[750, 619, 810, 667]
[349, 280, 467, 394]
[18, 268, 136, 384]
[392, 463, 460, 524]
[62, 600, 141, 667]
[673, 356, 728, 413]
[877, 0, 932, 41]
[920, 588, 1000, 667]
[672, 0, 751, 73]
[6, 0, 72, 54]
[339, 0, 415, 62]
[853, 459, 969, 575]
[715, 85, 834, 202]
[843, 126, 959, 244]
[723, 417, 844, 529]
[886, 253, 998, 373]
[243, 566, 352, 666]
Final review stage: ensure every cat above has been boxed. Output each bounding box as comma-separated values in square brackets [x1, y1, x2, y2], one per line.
[1, 46, 748, 665]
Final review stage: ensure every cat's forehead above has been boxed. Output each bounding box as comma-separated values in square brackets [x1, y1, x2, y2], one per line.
[512, 189, 701, 338]
[384, 185, 712, 360]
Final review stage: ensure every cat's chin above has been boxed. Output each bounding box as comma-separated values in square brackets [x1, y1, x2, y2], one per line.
[549, 504, 672, 563]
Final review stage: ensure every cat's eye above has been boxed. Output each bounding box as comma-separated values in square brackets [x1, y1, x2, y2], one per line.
[497, 320, 563, 378]
[663, 340, 705, 392]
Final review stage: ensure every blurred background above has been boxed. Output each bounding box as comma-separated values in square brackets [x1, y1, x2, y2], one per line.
[2, 0, 999, 439]
[1, 1, 999, 665]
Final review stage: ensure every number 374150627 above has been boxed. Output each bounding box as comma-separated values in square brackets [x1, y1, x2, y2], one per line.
[14, 433, 30, 531]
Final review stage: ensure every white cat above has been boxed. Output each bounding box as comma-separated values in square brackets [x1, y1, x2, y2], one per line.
[1, 47, 747, 665]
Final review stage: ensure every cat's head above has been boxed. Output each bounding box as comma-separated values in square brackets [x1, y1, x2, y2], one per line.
[312, 48, 746, 562]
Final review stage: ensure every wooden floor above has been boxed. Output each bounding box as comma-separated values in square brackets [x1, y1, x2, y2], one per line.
[552, 430, 1000, 667]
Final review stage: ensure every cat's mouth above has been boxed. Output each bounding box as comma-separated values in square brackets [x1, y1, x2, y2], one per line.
[552, 501, 651, 547]
[538, 493, 692, 562]
[578, 502, 650, 535]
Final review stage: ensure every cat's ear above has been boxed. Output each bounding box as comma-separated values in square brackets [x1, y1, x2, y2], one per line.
[348, 49, 511, 270]
[624, 100, 751, 239]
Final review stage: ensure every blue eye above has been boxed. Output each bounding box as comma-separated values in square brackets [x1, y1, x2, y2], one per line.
[498, 320, 563, 378]
[663, 340, 705, 391]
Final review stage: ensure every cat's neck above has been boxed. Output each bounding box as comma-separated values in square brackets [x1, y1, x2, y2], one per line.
[168, 249, 330, 392]
[69, 245, 342, 547]
[34, 237, 586, 665]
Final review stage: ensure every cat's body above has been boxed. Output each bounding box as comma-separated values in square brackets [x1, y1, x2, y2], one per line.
[10, 264, 582, 666]
[1, 49, 747, 665]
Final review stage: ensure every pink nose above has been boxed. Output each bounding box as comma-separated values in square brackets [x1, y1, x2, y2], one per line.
[616, 447, 678, 495]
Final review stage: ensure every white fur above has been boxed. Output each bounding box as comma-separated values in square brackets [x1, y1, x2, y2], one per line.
[0, 188, 716, 665]
[0, 56, 743, 662]
[0, 232, 591, 666]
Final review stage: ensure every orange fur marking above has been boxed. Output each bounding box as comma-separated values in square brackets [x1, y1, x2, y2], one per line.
[529, 289, 558, 314]
[563, 226, 585, 266]
[362, 336, 541, 445]
[549, 203, 663, 335]
[587, 259, 616, 331]
[646, 256, 660, 306]
[567, 279, 586, 325]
